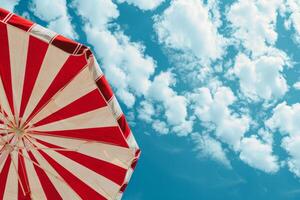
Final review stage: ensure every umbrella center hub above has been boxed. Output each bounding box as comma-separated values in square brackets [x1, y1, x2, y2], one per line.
[11, 126, 26, 137]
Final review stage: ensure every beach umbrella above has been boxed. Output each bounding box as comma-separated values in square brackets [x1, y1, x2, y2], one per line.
[0, 8, 140, 200]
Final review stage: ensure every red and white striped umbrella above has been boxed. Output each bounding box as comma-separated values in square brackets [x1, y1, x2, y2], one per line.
[0, 8, 140, 200]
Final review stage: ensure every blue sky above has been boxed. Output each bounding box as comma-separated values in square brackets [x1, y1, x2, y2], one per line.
[2, 0, 300, 199]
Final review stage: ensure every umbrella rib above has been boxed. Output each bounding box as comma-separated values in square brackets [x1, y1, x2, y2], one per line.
[25, 135, 115, 199]
[28, 134, 134, 170]
[21, 136, 85, 199]
[10, 151, 27, 196]
[26, 134, 79, 152]
[0, 104, 15, 128]
[16, 149, 66, 183]
[28, 131, 122, 147]
[18, 138, 66, 182]
[21, 136, 71, 184]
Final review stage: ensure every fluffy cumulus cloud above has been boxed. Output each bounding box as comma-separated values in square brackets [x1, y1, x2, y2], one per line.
[30, 0, 77, 38]
[154, 0, 225, 65]
[152, 120, 169, 135]
[138, 101, 155, 123]
[192, 134, 231, 168]
[239, 136, 279, 173]
[293, 82, 300, 90]
[227, 0, 283, 55]
[231, 51, 289, 101]
[266, 102, 300, 176]
[266, 102, 300, 136]
[72, 0, 119, 28]
[282, 136, 300, 177]
[283, 0, 300, 45]
[146, 72, 192, 136]
[117, 0, 165, 10]
[0, 0, 20, 11]
[190, 86, 250, 150]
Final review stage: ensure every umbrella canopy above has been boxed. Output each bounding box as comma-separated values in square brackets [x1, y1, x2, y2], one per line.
[0, 8, 140, 200]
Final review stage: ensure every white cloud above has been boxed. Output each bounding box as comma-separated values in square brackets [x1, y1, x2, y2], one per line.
[152, 120, 169, 135]
[282, 136, 300, 177]
[117, 0, 165, 10]
[30, 0, 77, 38]
[227, 0, 283, 55]
[72, 0, 119, 28]
[266, 102, 300, 136]
[48, 15, 77, 39]
[293, 82, 300, 90]
[283, 0, 300, 45]
[258, 129, 274, 145]
[192, 134, 231, 168]
[154, 0, 225, 65]
[0, 0, 20, 11]
[191, 86, 250, 150]
[138, 101, 155, 122]
[147, 72, 192, 136]
[240, 136, 279, 173]
[266, 102, 300, 176]
[231, 51, 289, 101]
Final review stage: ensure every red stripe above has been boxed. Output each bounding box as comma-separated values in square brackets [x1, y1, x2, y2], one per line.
[19, 36, 49, 118]
[0, 155, 11, 199]
[96, 76, 113, 101]
[119, 184, 128, 193]
[0, 8, 9, 21]
[38, 149, 107, 200]
[7, 15, 34, 31]
[77, 45, 88, 55]
[131, 158, 138, 170]
[31, 127, 129, 148]
[0, 22, 14, 115]
[36, 139, 127, 186]
[117, 115, 131, 138]
[27, 150, 62, 200]
[52, 35, 79, 54]
[18, 149, 31, 200]
[135, 149, 141, 157]
[33, 89, 106, 127]
[27, 54, 88, 122]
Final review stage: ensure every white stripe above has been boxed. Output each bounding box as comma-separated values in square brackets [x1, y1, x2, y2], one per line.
[30, 67, 97, 125]
[0, 150, 9, 172]
[21, 45, 69, 124]
[35, 142, 120, 200]
[108, 96, 123, 120]
[31, 106, 118, 132]
[30, 134, 135, 169]
[73, 44, 81, 55]
[127, 132, 139, 149]
[3, 151, 18, 200]
[0, 135, 17, 170]
[0, 134, 13, 147]
[29, 24, 57, 44]
[89, 57, 103, 81]
[115, 192, 123, 200]
[22, 149, 47, 200]
[7, 25, 29, 124]
[28, 143, 81, 200]
[0, 76, 14, 123]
